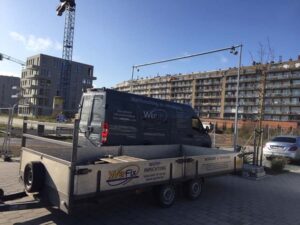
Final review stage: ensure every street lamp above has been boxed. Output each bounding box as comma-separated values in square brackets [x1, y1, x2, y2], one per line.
[233, 44, 243, 151]
[130, 45, 243, 151]
[130, 45, 243, 95]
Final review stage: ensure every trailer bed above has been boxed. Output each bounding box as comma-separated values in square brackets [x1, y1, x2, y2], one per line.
[18, 120, 243, 214]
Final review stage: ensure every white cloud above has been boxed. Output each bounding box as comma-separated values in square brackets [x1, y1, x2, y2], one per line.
[54, 42, 63, 51]
[9, 31, 62, 52]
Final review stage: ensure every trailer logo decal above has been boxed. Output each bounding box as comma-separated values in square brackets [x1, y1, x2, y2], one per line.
[107, 165, 140, 186]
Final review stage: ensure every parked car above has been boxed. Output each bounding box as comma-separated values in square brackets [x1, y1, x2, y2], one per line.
[263, 136, 300, 160]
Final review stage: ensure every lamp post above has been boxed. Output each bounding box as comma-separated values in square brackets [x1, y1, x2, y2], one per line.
[130, 45, 243, 152]
[130, 45, 243, 93]
[233, 44, 243, 152]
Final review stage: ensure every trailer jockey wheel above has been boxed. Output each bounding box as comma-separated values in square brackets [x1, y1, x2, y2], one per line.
[24, 162, 45, 193]
[185, 179, 202, 200]
[156, 184, 176, 208]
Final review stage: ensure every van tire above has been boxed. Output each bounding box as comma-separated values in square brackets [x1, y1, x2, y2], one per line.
[24, 161, 45, 193]
[185, 179, 202, 200]
[155, 184, 176, 208]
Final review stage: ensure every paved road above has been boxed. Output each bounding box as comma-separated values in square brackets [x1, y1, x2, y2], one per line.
[1, 160, 300, 225]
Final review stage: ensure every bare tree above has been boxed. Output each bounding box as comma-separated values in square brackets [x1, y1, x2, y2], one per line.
[248, 38, 276, 64]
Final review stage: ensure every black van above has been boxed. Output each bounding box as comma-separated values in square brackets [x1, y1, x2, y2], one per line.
[79, 88, 211, 147]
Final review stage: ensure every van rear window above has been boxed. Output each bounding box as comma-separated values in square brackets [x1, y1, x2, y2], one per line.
[80, 96, 92, 123]
[91, 95, 104, 123]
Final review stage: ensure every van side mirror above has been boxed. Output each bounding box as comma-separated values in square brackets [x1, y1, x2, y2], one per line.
[205, 126, 209, 133]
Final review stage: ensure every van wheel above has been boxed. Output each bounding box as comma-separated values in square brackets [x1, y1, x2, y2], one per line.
[155, 184, 176, 208]
[185, 179, 202, 200]
[24, 162, 45, 193]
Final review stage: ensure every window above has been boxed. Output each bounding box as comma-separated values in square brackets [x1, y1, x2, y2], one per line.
[79, 96, 92, 130]
[91, 95, 104, 123]
[192, 117, 204, 132]
[271, 137, 296, 143]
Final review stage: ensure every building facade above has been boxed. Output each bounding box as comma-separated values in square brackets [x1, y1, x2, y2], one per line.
[115, 59, 300, 122]
[0, 75, 20, 108]
[18, 54, 96, 117]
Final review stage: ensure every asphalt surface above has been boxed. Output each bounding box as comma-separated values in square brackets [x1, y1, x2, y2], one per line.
[1, 158, 300, 225]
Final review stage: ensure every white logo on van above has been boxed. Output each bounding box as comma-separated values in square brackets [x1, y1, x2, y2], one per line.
[143, 109, 168, 122]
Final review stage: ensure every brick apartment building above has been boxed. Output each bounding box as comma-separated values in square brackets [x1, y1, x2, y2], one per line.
[115, 58, 300, 127]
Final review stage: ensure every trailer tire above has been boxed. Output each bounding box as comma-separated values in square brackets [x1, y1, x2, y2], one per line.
[156, 184, 176, 208]
[185, 179, 202, 200]
[24, 161, 45, 193]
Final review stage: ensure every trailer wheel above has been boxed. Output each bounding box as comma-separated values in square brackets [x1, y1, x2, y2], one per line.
[24, 161, 45, 193]
[156, 184, 176, 208]
[185, 179, 202, 200]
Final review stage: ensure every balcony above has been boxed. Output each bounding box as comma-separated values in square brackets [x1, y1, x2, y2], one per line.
[265, 84, 291, 89]
[266, 75, 292, 81]
[200, 102, 221, 106]
[239, 95, 259, 99]
[21, 84, 39, 89]
[239, 86, 260, 91]
[239, 102, 258, 106]
[264, 111, 291, 115]
[264, 93, 292, 97]
[197, 88, 221, 93]
[26, 64, 40, 70]
[25, 73, 49, 80]
[226, 79, 237, 84]
[224, 102, 236, 106]
[200, 95, 221, 99]
[239, 78, 260, 83]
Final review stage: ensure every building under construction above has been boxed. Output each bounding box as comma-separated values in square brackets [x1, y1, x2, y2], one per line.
[115, 58, 300, 124]
[18, 54, 96, 117]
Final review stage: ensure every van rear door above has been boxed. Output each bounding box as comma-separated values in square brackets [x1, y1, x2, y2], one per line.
[79, 95, 93, 132]
[88, 94, 106, 145]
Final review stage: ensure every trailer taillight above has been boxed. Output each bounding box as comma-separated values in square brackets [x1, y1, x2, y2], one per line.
[101, 122, 109, 143]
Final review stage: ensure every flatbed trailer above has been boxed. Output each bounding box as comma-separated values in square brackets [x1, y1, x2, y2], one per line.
[1, 119, 243, 214]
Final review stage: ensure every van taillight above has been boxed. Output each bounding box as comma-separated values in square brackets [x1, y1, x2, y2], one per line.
[101, 122, 109, 144]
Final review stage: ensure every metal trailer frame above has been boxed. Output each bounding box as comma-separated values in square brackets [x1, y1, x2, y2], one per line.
[1, 118, 243, 214]
[0, 119, 77, 212]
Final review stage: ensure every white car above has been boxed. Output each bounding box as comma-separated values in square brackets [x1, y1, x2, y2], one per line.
[263, 136, 300, 160]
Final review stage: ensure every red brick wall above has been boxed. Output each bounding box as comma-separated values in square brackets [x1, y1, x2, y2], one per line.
[201, 118, 298, 130]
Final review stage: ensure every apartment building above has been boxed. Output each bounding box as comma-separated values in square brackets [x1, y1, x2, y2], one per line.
[0, 75, 20, 108]
[19, 54, 96, 116]
[115, 58, 300, 122]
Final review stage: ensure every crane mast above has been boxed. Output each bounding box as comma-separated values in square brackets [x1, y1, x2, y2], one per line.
[56, 0, 76, 113]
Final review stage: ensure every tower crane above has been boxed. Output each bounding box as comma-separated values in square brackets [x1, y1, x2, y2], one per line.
[56, 0, 76, 113]
[0, 52, 25, 66]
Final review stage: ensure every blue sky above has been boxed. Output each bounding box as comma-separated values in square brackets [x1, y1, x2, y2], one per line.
[0, 0, 299, 88]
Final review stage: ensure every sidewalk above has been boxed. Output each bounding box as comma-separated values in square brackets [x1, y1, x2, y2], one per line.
[1, 159, 300, 225]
